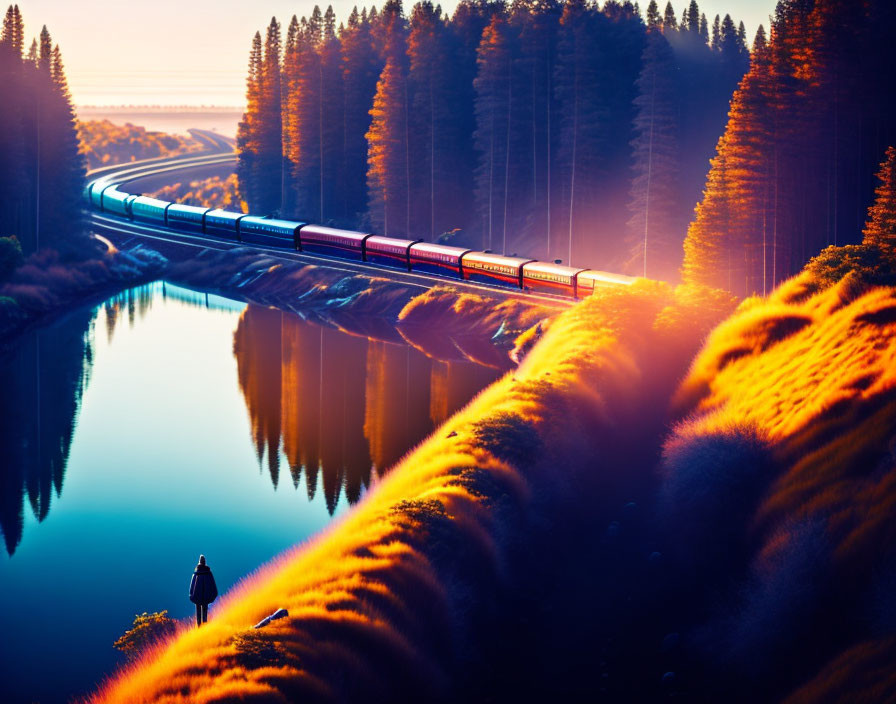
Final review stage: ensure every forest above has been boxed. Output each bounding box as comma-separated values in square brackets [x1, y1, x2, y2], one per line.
[682, 0, 896, 296]
[237, 0, 751, 282]
[0, 5, 84, 258]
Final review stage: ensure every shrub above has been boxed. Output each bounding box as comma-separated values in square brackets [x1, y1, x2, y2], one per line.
[0, 236, 24, 282]
[113, 611, 177, 661]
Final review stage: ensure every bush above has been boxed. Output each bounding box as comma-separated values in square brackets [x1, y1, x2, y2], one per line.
[113, 611, 177, 661]
[0, 236, 24, 282]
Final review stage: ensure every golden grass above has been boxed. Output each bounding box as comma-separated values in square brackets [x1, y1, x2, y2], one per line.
[88, 279, 729, 703]
[663, 246, 896, 698]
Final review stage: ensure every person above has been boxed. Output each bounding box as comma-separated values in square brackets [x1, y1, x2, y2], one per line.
[189, 554, 218, 626]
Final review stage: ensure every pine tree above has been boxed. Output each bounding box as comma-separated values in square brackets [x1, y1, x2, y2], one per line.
[662, 2, 677, 32]
[366, 56, 410, 236]
[711, 14, 720, 49]
[408, 1, 465, 239]
[645, 0, 660, 29]
[699, 13, 708, 44]
[627, 28, 680, 279]
[41, 43, 85, 247]
[341, 8, 382, 222]
[236, 32, 263, 210]
[318, 6, 344, 223]
[257, 17, 283, 214]
[280, 16, 300, 215]
[287, 14, 323, 221]
[864, 147, 896, 248]
[685, 0, 699, 34]
[473, 14, 514, 251]
[512, 0, 562, 259]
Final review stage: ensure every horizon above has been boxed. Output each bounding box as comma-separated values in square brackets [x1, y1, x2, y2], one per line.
[20, 0, 777, 108]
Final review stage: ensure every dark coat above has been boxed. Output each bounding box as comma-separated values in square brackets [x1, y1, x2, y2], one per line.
[189, 564, 218, 605]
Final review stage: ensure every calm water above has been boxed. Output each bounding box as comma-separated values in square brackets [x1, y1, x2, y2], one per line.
[0, 283, 498, 703]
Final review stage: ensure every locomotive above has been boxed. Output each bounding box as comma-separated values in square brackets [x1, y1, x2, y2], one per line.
[88, 179, 634, 299]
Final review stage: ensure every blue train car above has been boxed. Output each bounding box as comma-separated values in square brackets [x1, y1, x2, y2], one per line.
[101, 187, 136, 218]
[299, 224, 370, 259]
[204, 209, 245, 240]
[239, 216, 304, 249]
[408, 242, 470, 277]
[88, 180, 110, 209]
[364, 235, 421, 270]
[131, 196, 170, 225]
[167, 203, 210, 233]
[461, 252, 534, 288]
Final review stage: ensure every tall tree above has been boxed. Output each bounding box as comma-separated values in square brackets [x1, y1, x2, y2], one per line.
[627, 28, 680, 280]
[662, 1, 677, 32]
[258, 18, 283, 215]
[408, 1, 465, 240]
[236, 32, 263, 210]
[863, 147, 896, 248]
[341, 7, 382, 223]
[366, 55, 410, 235]
[473, 14, 514, 251]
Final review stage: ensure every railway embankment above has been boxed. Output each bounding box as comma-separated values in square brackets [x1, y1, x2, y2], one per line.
[161, 244, 568, 367]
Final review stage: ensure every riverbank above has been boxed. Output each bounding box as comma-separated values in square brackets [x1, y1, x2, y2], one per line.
[0, 245, 166, 346]
[159, 243, 569, 368]
[87, 242, 896, 702]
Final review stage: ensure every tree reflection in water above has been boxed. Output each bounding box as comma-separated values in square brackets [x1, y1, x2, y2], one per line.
[234, 305, 500, 513]
[0, 309, 95, 555]
[0, 286, 502, 556]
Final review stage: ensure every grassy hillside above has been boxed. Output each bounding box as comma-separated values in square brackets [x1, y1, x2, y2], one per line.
[87, 278, 731, 702]
[87, 243, 896, 702]
[662, 242, 896, 701]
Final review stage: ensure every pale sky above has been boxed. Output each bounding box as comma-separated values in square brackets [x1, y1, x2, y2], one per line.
[18, 0, 778, 107]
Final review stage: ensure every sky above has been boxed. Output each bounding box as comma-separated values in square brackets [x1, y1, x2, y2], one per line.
[19, 0, 779, 107]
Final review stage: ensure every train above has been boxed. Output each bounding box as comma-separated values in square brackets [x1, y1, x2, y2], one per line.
[88, 179, 634, 299]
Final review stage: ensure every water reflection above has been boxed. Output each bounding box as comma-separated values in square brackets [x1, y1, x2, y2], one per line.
[234, 305, 500, 514]
[0, 309, 94, 555]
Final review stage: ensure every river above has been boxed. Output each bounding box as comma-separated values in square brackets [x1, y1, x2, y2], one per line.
[0, 282, 500, 703]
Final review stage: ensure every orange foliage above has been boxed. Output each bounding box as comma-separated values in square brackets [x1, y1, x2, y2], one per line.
[88, 279, 728, 703]
[666, 244, 896, 693]
[152, 174, 244, 212]
[77, 120, 203, 169]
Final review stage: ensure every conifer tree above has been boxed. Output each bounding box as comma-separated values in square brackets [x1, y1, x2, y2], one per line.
[627, 28, 680, 279]
[318, 6, 344, 223]
[699, 13, 708, 44]
[408, 1, 464, 239]
[287, 13, 323, 221]
[40, 43, 85, 245]
[257, 18, 283, 214]
[864, 147, 896, 248]
[280, 16, 300, 214]
[662, 2, 677, 32]
[685, 0, 699, 34]
[711, 14, 720, 49]
[341, 7, 382, 222]
[645, 0, 660, 29]
[366, 55, 410, 236]
[236, 32, 263, 210]
[473, 14, 514, 251]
